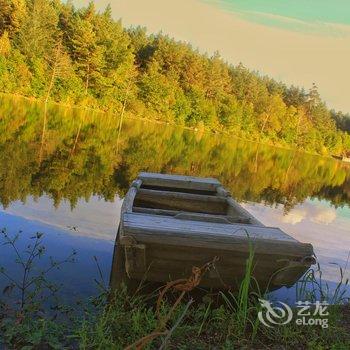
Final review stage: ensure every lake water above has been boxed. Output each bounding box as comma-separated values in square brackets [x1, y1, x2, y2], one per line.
[0, 95, 349, 304]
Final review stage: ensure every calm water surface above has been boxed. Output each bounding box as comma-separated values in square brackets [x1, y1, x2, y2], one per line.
[0, 96, 349, 303]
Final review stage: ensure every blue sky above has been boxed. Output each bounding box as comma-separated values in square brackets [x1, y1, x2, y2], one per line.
[208, 0, 350, 37]
[212, 0, 350, 26]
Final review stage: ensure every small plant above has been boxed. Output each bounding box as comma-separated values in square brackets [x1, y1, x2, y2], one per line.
[219, 240, 263, 342]
[0, 228, 77, 312]
[296, 261, 350, 304]
[0, 228, 77, 348]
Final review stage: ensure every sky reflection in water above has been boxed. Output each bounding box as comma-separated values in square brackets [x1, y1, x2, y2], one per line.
[1, 195, 349, 303]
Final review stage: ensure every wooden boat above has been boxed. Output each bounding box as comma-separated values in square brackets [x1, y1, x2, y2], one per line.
[110, 173, 315, 292]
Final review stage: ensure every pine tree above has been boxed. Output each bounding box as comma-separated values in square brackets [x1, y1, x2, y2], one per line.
[0, 0, 26, 36]
[0, 31, 11, 55]
[45, 39, 71, 102]
[16, 0, 58, 60]
[69, 15, 104, 95]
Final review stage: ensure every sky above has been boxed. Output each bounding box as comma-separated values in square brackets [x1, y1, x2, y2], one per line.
[73, 0, 350, 113]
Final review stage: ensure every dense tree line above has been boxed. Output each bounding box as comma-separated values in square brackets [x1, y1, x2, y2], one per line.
[1, 95, 349, 211]
[0, 0, 349, 155]
[331, 110, 350, 134]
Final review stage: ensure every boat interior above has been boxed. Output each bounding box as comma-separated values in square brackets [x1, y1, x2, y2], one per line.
[132, 177, 253, 225]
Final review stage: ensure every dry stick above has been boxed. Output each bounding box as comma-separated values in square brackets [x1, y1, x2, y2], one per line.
[45, 42, 62, 104]
[124, 289, 187, 350]
[116, 80, 132, 153]
[38, 103, 48, 164]
[70, 120, 82, 155]
[66, 114, 85, 167]
[295, 109, 302, 146]
[159, 298, 194, 350]
[124, 331, 168, 350]
[261, 113, 270, 136]
[85, 64, 90, 96]
[253, 143, 261, 174]
[283, 150, 297, 189]
[20, 236, 41, 309]
[124, 257, 219, 350]
[131, 262, 155, 299]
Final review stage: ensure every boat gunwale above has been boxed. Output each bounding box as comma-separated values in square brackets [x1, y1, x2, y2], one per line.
[119, 173, 306, 246]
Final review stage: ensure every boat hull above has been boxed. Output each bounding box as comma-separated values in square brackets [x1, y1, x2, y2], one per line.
[110, 172, 316, 292]
[110, 225, 314, 292]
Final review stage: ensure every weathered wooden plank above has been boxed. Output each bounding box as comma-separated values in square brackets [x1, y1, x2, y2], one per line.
[124, 244, 147, 276]
[133, 207, 182, 216]
[121, 179, 142, 214]
[144, 244, 299, 265]
[109, 227, 140, 291]
[216, 185, 230, 197]
[226, 197, 263, 226]
[174, 212, 251, 224]
[141, 258, 291, 276]
[126, 270, 234, 289]
[138, 172, 220, 191]
[133, 207, 250, 224]
[109, 234, 126, 289]
[137, 189, 227, 204]
[120, 232, 312, 258]
[112, 236, 311, 290]
[123, 213, 296, 242]
[122, 268, 287, 290]
[134, 189, 228, 214]
[123, 248, 311, 288]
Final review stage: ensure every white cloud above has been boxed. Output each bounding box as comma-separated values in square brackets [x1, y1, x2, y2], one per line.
[244, 201, 337, 226]
[280, 209, 306, 225]
[311, 207, 337, 225]
[1, 195, 122, 240]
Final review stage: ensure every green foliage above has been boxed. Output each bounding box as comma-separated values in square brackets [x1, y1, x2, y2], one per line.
[219, 240, 262, 340]
[332, 110, 350, 135]
[0, 0, 26, 36]
[0, 31, 11, 55]
[0, 229, 76, 311]
[1, 232, 349, 349]
[15, 0, 58, 60]
[0, 229, 77, 349]
[0, 0, 349, 155]
[0, 95, 349, 212]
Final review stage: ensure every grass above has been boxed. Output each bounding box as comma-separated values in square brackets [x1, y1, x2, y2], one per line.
[0, 230, 350, 349]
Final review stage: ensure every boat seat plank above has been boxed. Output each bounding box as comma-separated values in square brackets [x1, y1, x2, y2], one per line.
[123, 213, 297, 242]
[133, 207, 250, 224]
[173, 212, 251, 224]
[133, 207, 182, 216]
[136, 189, 226, 203]
[134, 188, 228, 214]
[138, 172, 220, 191]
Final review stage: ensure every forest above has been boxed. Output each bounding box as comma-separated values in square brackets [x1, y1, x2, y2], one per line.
[1, 0, 350, 155]
[1, 95, 349, 211]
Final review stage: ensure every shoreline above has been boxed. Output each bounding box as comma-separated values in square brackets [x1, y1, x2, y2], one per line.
[1, 92, 338, 159]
